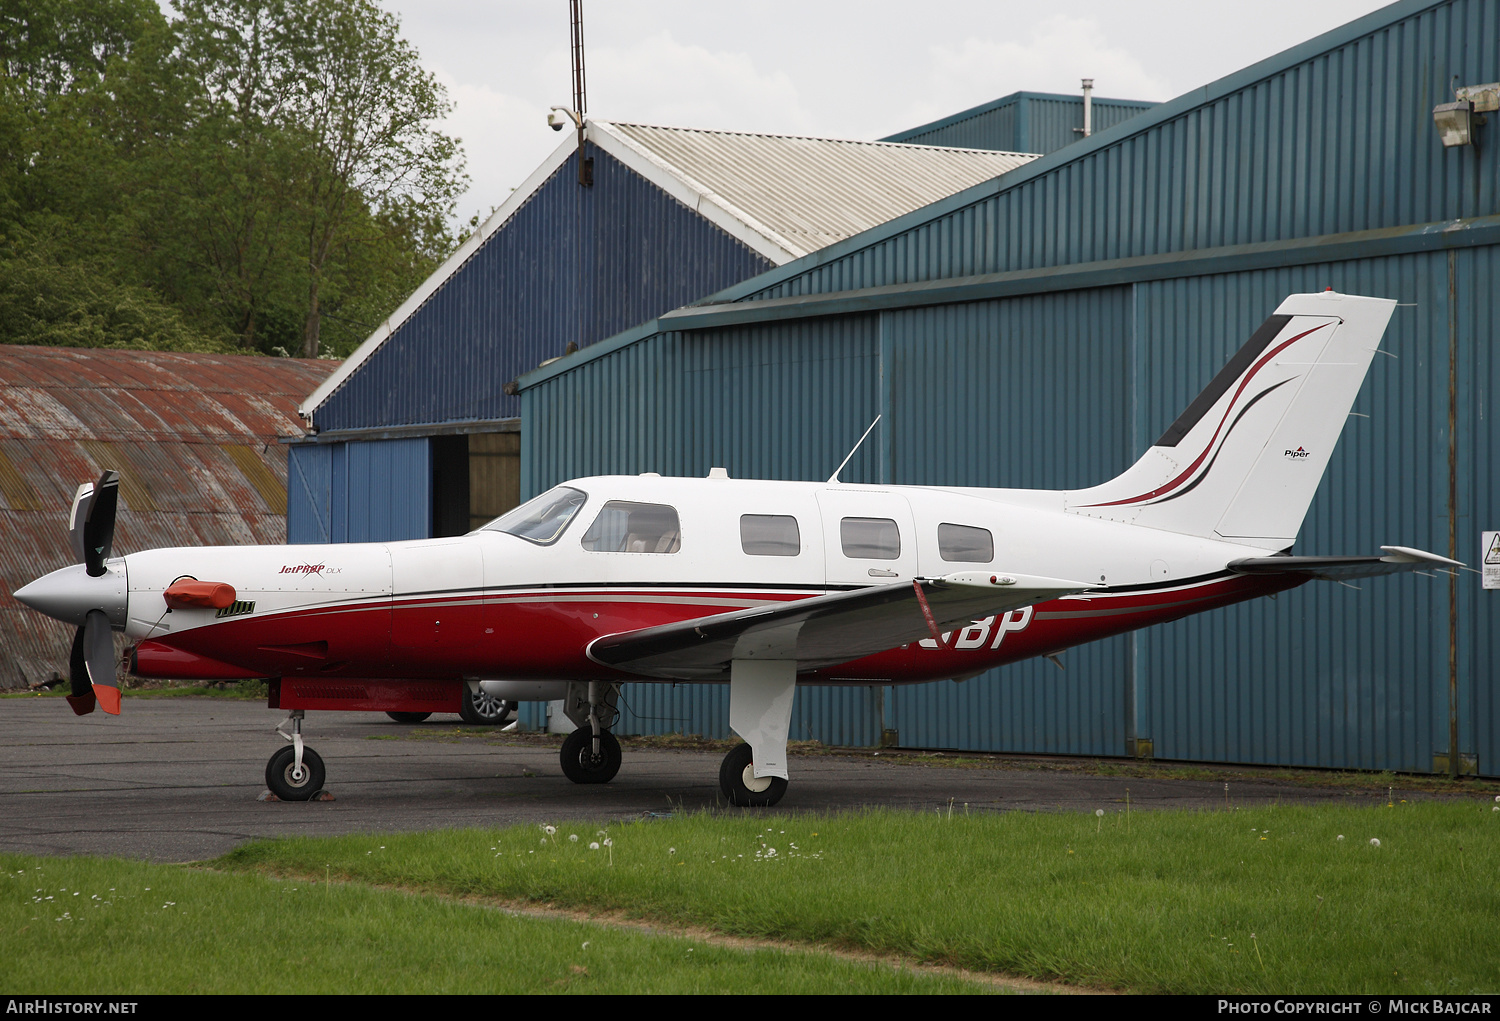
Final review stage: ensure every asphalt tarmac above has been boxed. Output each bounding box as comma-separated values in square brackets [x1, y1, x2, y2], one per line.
[1, 696, 1416, 863]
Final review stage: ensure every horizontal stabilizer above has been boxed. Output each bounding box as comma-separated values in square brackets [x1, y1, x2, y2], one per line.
[1228, 545, 1461, 580]
[587, 572, 1092, 680]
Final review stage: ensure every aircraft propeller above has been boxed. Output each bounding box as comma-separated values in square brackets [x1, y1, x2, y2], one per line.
[15, 471, 126, 716]
[67, 471, 124, 714]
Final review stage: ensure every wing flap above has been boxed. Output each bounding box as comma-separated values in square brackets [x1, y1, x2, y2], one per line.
[1229, 545, 1462, 580]
[587, 572, 1092, 680]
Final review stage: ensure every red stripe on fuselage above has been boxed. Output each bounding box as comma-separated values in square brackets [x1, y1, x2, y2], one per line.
[132, 574, 1305, 686]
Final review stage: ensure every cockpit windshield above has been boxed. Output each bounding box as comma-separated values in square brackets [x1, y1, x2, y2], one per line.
[478, 486, 587, 545]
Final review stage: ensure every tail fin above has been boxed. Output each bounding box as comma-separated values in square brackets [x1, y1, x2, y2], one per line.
[1065, 291, 1396, 550]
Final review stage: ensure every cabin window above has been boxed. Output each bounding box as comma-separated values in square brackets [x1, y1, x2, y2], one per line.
[840, 517, 900, 560]
[740, 514, 800, 556]
[581, 501, 682, 553]
[938, 523, 994, 563]
[479, 486, 586, 545]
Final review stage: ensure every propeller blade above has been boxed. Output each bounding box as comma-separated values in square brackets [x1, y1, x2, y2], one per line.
[82, 471, 119, 577]
[65, 625, 97, 716]
[68, 482, 94, 564]
[83, 609, 120, 715]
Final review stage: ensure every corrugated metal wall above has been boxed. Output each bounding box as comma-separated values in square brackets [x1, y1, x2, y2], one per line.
[517, 0, 1498, 773]
[884, 93, 1157, 155]
[287, 438, 430, 543]
[523, 315, 882, 494]
[313, 147, 771, 433]
[760, 0, 1497, 301]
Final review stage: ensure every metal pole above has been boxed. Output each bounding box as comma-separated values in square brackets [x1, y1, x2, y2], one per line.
[570, 0, 590, 186]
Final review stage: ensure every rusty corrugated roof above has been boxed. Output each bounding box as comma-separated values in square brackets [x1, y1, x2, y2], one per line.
[0, 346, 335, 688]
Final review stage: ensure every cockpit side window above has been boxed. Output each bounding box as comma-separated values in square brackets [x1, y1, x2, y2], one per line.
[740, 514, 801, 556]
[937, 523, 994, 563]
[581, 501, 681, 553]
[479, 486, 586, 545]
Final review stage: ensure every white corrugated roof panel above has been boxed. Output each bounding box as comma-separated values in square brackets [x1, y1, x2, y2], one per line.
[598, 121, 1037, 258]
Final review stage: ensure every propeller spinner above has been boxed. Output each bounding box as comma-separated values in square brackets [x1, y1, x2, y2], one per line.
[16, 470, 126, 715]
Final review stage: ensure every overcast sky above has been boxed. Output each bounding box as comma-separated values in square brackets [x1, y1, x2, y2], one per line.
[379, 0, 1395, 224]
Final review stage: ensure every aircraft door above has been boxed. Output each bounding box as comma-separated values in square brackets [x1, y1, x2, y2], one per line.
[390, 541, 485, 649]
[815, 489, 918, 589]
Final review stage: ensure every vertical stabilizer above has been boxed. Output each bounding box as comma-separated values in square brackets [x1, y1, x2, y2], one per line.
[1065, 291, 1396, 550]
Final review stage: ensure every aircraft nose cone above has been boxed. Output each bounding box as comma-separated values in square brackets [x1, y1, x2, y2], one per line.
[14, 562, 128, 628]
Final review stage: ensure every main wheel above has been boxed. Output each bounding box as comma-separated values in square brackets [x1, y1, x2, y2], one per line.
[559, 728, 621, 784]
[265, 745, 326, 801]
[718, 742, 787, 807]
[385, 711, 432, 723]
[459, 686, 515, 726]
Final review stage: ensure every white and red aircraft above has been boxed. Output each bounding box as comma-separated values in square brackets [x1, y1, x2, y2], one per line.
[16, 291, 1460, 806]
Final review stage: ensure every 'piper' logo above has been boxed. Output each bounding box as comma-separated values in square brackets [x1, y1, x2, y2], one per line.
[1284, 447, 1312, 459]
[279, 563, 326, 575]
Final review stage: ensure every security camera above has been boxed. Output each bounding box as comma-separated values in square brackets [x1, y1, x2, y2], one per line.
[547, 111, 566, 131]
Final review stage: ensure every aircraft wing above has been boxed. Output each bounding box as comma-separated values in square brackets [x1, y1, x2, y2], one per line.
[586, 572, 1092, 680]
[1228, 545, 1462, 580]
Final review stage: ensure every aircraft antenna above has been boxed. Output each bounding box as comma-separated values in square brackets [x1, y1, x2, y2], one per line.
[827, 415, 881, 484]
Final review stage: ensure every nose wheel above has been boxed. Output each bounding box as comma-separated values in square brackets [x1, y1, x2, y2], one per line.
[266, 709, 326, 801]
[266, 745, 326, 801]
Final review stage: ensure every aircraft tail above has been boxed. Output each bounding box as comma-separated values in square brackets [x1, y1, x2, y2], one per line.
[1065, 291, 1396, 550]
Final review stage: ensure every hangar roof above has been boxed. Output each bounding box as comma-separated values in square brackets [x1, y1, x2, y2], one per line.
[598, 121, 1036, 260]
[0, 345, 336, 688]
[299, 121, 1036, 422]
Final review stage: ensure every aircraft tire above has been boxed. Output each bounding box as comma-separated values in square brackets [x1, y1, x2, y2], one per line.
[459, 687, 515, 726]
[559, 728, 621, 784]
[385, 712, 432, 723]
[718, 743, 788, 807]
[266, 746, 326, 801]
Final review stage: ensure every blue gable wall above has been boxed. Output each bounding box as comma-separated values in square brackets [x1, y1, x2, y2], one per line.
[883, 91, 1157, 155]
[312, 145, 772, 433]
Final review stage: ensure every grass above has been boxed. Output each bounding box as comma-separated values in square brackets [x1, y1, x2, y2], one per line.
[213, 801, 1500, 994]
[0, 854, 992, 994]
[2, 680, 269, 701]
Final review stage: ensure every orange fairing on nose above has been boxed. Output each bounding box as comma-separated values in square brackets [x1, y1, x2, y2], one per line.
[162, 580, 237, 610]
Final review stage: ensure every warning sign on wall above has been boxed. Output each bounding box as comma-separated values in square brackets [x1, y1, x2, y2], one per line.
[1483, 532, 1500, 590]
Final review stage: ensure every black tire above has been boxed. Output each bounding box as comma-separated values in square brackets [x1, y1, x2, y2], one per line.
[459, 687, 515, 726]
[265, 745, 326, 801]
[559, 727, 621, 784]
[718, 742, 788, 807]
[385, 711, 432, 723]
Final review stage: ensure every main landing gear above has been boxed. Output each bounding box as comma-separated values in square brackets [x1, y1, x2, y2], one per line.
[558, 681, 622, 784]
[719, 742, 788, 807]
[266, 709, 326, 801]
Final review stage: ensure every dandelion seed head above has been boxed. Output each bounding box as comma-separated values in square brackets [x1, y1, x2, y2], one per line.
[1337, 835, 1345, 841]
[1096, 809, 1104, 817]
[1370, 838, 1381, 847]
[569, 834, 578, 842]
[589, 842, 599, 850]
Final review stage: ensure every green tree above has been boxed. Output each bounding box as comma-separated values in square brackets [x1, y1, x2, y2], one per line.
[174, 0, 464, 357]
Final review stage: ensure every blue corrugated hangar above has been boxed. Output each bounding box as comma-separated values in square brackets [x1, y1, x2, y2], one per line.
[511, 0, 1498, 775]
[289, 123, 1039, 540]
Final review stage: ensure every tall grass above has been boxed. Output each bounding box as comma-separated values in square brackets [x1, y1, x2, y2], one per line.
[220, 801, 1500, 993]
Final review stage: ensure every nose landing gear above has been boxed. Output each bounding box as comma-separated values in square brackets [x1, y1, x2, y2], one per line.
[265, 709, 327, 801]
